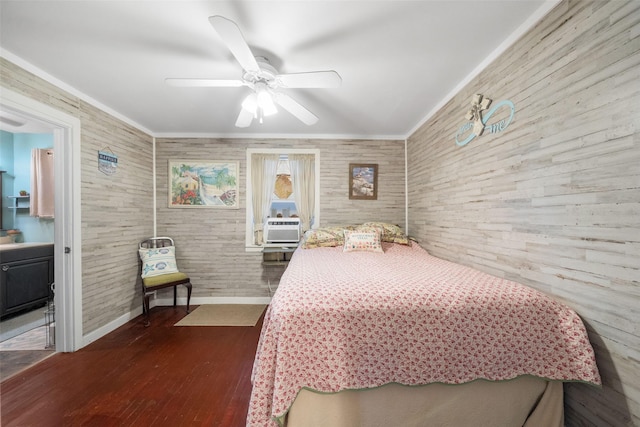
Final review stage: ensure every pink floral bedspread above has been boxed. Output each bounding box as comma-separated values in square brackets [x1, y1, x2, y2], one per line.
[247, 242, 601, 426]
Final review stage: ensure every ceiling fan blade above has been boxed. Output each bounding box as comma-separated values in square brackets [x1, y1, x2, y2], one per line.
[209, 15, 260, 73]
[277, 71, 342, 88]
[165, 78, 244, 88]
[273, 93, 318, 126]
[235, 106, 254, 128]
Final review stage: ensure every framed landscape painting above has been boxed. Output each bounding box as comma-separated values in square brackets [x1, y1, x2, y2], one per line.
[349, 163, 378, 200]
[168, 160, 239, 208]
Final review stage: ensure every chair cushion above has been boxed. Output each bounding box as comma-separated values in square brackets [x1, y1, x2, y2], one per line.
[142, 272, 189, 288]
[139, 246, 179, 278]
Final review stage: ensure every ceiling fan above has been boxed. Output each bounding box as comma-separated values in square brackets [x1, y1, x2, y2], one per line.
[166, 16, 342, 127]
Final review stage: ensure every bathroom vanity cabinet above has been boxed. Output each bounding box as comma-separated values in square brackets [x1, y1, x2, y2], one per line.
[0, 244, 54, 318]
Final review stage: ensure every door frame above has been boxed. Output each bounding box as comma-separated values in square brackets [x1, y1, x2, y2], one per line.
[1, 87, 83, 352]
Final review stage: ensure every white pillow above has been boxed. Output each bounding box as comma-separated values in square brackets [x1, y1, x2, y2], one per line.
[139, 246, 179, 278]
[343, 229, 383, 253]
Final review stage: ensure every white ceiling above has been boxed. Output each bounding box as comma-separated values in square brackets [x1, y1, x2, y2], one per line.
[0, 1, 555, 139]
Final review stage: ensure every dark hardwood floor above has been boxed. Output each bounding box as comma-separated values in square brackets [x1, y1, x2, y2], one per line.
[0, 306, 264, 427]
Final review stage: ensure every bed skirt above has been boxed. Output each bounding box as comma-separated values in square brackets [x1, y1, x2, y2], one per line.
[284, 376, 563, 427]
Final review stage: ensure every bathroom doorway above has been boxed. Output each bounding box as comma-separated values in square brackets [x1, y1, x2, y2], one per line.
[0, 88, 82, 358]
[0, 125, 56, 379]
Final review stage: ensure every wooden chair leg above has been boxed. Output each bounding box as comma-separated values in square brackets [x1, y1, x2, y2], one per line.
[185, 282, 192, 313]
[173, 285, 177, 307]
[143, 292, 151, 327]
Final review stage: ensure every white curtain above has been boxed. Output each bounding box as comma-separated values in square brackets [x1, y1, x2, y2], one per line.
[251, 153, 279, 245]
[289, 154, 315, 232]
[30, 148, 55, 218]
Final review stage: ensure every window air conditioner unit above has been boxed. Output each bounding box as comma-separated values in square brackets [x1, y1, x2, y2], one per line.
[264, 217, 300, 244]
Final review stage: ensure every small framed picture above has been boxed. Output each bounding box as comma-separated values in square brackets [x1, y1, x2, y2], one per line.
[349, 163, 378, 200]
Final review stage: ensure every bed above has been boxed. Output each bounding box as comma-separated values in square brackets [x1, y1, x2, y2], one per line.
[247, 225, 601, 427]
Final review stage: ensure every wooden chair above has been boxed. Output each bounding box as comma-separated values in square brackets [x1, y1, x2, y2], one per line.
[138, 237, 192, 327]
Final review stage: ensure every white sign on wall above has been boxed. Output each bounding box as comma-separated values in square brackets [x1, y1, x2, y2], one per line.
[98, 150, 118, 175]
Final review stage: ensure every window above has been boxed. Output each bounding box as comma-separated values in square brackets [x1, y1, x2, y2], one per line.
[245, 148, 320, 249]
[270, 156, 297, 218]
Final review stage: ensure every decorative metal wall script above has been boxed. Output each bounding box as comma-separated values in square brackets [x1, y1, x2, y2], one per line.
[455, 94, 515, 147]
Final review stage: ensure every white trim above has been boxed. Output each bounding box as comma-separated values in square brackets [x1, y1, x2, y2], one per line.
[152, 137, 157, 236]
[82, 309, 142, 348]
[154, 132, 407, 141]
[0, 87, 83, 352]
[245, 148, 320, 249]
[405, 0, 561, 138]
[2, 0, 557, 143]
[1, 49, 153, 136]
[1, 48, 402, 141]
[404, 138, 409, 235]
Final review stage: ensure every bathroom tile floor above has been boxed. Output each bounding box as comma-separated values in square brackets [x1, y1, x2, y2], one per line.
[0, 309, 54, 382]
[1, 325, 49, 350]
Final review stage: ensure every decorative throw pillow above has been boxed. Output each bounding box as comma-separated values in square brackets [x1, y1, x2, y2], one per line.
[301, 225, 357, 249]
[139, 246, 179, 278]
[343, 229, 383, 253]
[362, 222, 411, 245]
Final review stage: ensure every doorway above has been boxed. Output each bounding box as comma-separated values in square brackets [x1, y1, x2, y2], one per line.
[0, 88, 82, 356]
[0, 126, 56, 379]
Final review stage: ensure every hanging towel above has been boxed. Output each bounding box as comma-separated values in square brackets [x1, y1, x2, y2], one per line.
[30, 148, 55, 218]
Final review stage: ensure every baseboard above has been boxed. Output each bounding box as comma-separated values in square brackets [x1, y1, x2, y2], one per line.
[80, 297, 271, 349]
[82, 307, 143, 348]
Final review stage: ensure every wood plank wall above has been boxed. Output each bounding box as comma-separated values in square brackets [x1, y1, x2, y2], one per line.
[155, 137, 405, 299]
[1, 57, 155, 335]
[1, 55, 405, 337]
[406, 1, 639, 425]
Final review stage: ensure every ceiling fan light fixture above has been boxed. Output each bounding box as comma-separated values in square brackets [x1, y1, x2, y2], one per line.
[240, 83, 278, 124]
[241, 93, 258, 115]
[256, 83, 277, 117]
[259, 96, 277, 117]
